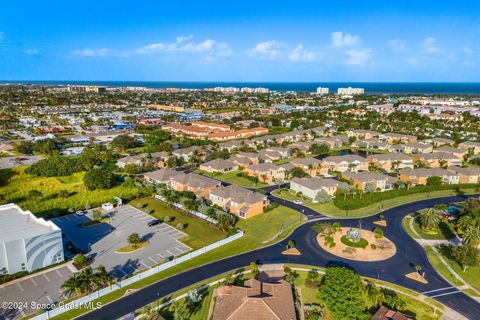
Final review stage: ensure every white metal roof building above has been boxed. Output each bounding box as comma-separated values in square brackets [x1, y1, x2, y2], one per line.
[0, 204, 64, 275]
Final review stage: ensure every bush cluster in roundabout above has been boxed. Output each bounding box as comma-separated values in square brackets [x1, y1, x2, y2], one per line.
[341, 235, 369, 249]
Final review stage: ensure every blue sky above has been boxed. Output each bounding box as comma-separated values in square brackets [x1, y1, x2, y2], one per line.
[0, 0, 479, 81]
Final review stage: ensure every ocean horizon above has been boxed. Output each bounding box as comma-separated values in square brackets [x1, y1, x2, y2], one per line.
[2, 81, 480, 95]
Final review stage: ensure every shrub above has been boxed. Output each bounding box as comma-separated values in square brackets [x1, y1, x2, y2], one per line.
[373, 228, 384, 239]
[340, 235, 369, 249]
[73, 254, 88, 265]
[164, 216, 172, 223]
[136, 202, 144, 209]
[177, 223, 185, 230]
[370, 244, 377, 250]
[83, 167, 115, 190]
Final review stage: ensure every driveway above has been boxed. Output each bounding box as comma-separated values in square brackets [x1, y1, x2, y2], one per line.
[53, 205, 191, 277]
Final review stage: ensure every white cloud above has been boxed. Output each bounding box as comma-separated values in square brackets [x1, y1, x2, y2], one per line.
[246, 40, 284, 60]
[345, 48, 372, 66]
[137, 36, 232, 57]
[331, 31, 360, 48]
[421, 37, 441, 53]
[389, 39, 405, 51]
[288, 44, 317, 63]
[25, 48, 38, 55]
[72, 48, 109, 57]
[463, 46, 473, 54]
[0, 31, 3, 41]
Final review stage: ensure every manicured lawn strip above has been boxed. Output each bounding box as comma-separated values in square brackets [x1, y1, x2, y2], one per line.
[424, 246, 462, 286]
[272, 188, 476, 218]
[0, 166, 146, 218]
[48, 206, 303, 320]
[402, 216, 419, 239]
[462, 289, 480, 297]
[196, 169, 268, 188]
[116, 241, 149, 253]
[438, 247, 480, 292]
[136, 197, 227, 249]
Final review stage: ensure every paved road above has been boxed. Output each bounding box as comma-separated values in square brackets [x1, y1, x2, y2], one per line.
[77, 194, 480, 320]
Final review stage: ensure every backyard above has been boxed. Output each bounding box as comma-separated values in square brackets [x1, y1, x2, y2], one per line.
[272, 188, 477, 218]
[0, 167, 146, 218]
[195, 169, 268, 188]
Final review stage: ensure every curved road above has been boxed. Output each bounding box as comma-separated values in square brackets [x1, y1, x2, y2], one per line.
[79, 194, 480, 320]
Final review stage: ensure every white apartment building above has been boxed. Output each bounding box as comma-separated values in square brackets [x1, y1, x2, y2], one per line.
[337, 87, 365, 95]
[0, 204, 64, 275]
[316, 87, 329, 94]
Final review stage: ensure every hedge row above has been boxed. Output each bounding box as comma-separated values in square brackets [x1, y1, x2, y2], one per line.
[333, 183, 476, 210]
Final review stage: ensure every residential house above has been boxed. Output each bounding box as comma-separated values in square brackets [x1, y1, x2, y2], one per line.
[411, 152, 462, 168]
[342, 171, 398, 191]
[399, 168, 460, 185]
[315, 135, 348, 148]
[208, 185, 268, 219]
[400, 142, 433, 154]
[117, 154, 146, 169]
[367, 153, 414, 172]
[265, 146, 291, 159]
[257, 150, 282, 162]
[347, 129, 380, 140]
[371, 305, 412, 320]
[170, 173, 221, 197]
[229, 155, 255, 168]
[143, 168, 183, 186]
[459, 141, 480, 155]
[290, 177, 349, 200]
[447, 166, 480, 184]
[321, 155, 369, 173]
[380, 133, 417, 144]
[290, 157, 326, 175]
[243, 163, 286, 183]
[353, 138, 391, 151]
[428, 137, 455, 147]
[235, 152, 260, 164]
[434, 146, 468, 159]
[172, 146, 203, 162]
[199, 159, 239, 173]
[210, 277, 296, 320]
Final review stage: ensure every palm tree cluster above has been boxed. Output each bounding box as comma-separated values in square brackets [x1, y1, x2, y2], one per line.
[418, 208, 441, 231]
[457, 199, 480, 247]
[61, 266, 114, 297]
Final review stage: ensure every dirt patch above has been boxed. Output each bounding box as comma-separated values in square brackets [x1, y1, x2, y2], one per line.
[317, 227, 396, 262]
[373, 220, 387, 227]
[282, 247, 301, 256]
[405, 272, 428, 284]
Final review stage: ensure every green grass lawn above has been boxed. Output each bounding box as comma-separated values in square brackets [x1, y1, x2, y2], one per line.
[196, 169, 267, 188]
[402, 216, 419, 239]
[272, 188, 476, 219]
[0, 167, 145, 218]
[135, 197, 227, 249]
[424, 246, 463, 286]
[411, 216, 455, 240]
[438, 247, 480, 292]
[48, 205, 304, 320]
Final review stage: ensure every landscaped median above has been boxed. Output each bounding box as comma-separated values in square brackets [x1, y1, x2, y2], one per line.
[31, 205, 303, 320]
[272, 187, 477, 218]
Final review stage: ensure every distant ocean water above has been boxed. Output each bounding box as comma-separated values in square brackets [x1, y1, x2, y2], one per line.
[2, 81, 480, 95]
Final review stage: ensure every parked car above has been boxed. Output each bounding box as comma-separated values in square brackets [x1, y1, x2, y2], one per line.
[293, 200, 303, 205]
[75, 210, 86, 216]
[148, 219, 162, 227]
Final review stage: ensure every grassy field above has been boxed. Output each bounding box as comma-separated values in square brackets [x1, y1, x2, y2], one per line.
[438, 247, 480, 292]
[135, 197, 227, 249]
[48, 205, 304, 320]
[0, 167, 145, 218]
[196, 169, 268, 188]
[424, 246, 462, 286]
[272, 188, 476, 219]
[402, 216, 419, 239]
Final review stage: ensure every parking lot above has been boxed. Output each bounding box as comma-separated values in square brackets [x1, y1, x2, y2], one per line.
[0, 264, 74, 320]
[53, 205, 191, 277]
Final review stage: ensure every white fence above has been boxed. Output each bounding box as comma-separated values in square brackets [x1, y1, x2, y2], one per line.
[31, 230, 244, 320]
[154, 194, 218, 224]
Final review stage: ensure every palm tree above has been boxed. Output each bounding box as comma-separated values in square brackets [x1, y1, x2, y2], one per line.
[93, 265, 114, 288]
[462, 226, 480, 247]
[419, 208, 440, 231]
[61, 274, 82, 297]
